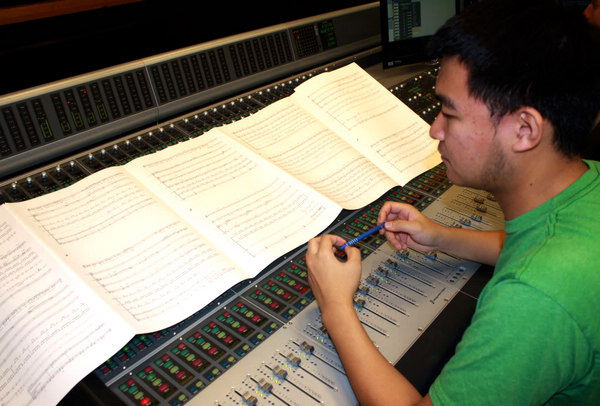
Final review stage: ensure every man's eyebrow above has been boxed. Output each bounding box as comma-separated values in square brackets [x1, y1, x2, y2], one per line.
[435, 92, 456, 110]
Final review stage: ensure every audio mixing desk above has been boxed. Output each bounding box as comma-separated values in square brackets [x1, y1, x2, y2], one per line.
[51, 66, 499, 406]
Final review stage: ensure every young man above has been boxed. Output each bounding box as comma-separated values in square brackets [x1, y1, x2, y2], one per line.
[306, 1, 600, 404]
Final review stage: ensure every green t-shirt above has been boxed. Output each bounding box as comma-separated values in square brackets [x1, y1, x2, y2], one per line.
[429, 160, 600, 405]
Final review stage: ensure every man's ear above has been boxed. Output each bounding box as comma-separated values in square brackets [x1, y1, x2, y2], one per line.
[513, 108, 544, 153]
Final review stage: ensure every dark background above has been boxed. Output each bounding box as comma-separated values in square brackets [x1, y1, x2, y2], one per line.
[0, 0, 374, 95]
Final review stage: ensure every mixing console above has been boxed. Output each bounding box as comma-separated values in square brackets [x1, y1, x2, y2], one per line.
[15, 64, 497, 405]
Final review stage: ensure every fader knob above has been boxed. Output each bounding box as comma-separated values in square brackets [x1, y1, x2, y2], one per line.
[287, 353, 301, 366]
[258, 378, 273, 393]
[425, 251, 438, 260]
[241, 391, 257, 405]
[366, 275, 380, 286]
[397, 249, 410, 259]
[273, 365, 288, 380]
[357, 284, 370, 294]
[300, 341, 315, 354]
[353, 297, 366, 309]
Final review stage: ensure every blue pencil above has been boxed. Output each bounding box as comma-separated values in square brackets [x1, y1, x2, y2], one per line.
[339, 222, 385, 250]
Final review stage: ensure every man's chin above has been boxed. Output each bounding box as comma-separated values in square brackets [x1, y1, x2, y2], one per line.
[443, 164, 465, 187]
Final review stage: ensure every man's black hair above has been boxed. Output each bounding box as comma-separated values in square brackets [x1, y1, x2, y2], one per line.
[429, 0, 600, 156]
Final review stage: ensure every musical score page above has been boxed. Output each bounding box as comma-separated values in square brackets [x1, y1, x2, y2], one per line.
[124, 131, 342, 273]
[292, 63, 441, 185]
[220, 97, 398, 209]
[3, 167, 252, 334]
[0, 207, 134, 406]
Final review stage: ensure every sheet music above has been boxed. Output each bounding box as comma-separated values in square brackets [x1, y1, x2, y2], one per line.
[0, 211, 133, 406]
[125, 131, 343, 273]
[221, 97, 398, 209]
[5, 167, 250, 333]
[293, 63, 441, 184]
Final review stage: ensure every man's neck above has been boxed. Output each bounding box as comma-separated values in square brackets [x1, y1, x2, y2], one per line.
[493, 155, 587, 221]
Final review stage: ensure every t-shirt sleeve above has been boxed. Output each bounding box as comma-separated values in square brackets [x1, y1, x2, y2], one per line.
[429, 280, 592, 405]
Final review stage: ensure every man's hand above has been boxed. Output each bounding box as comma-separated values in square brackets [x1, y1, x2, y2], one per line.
[377, 201, 444, 252]
[306, 234, 362, 317]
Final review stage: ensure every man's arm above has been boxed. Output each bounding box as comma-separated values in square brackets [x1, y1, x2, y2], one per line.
[306, 234, 434, 406]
